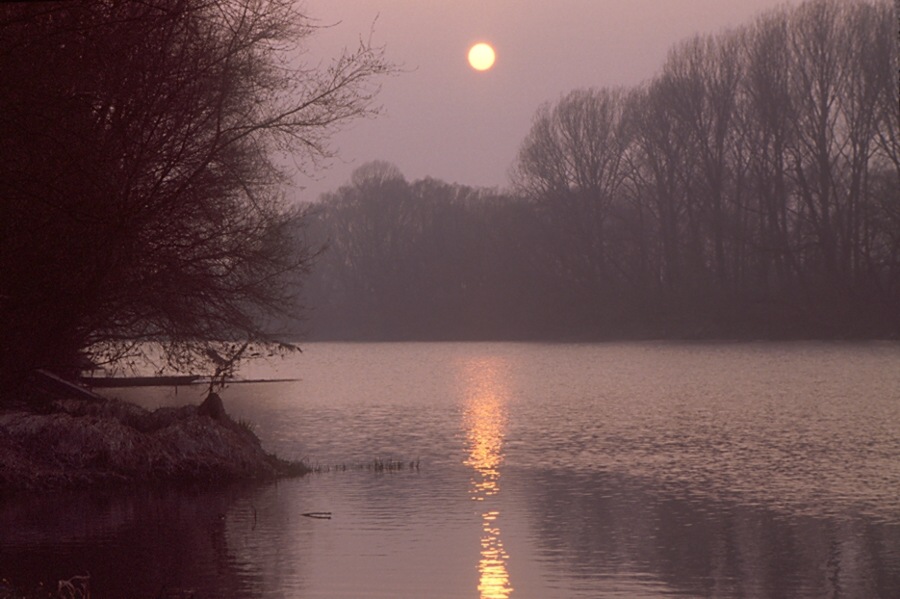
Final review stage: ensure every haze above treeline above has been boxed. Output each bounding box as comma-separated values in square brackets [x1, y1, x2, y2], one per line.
[294, 0, 899, 341]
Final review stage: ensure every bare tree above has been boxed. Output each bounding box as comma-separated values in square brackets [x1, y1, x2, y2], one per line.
[662, 33, 747, 290]
[626, 80, 695, 298]
[309, 161, 418, 337]
[739, 8, 800, 298]
[512, 88, 630, 314]
[0, 0, 392, 393]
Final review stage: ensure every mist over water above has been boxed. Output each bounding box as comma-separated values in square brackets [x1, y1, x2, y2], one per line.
[2, 342, 899, 598]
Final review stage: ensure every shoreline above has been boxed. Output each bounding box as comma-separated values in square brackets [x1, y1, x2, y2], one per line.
[0, 394, 308, 494]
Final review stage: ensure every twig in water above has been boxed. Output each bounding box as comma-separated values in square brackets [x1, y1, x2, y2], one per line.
[302, 512, 332, 519]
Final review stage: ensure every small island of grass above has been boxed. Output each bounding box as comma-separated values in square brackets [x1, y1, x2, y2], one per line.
[0, 391, 308, 493]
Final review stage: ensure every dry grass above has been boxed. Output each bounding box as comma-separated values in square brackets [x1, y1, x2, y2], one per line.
[306, 458, 420, 473]
[0, 397, 310, 492]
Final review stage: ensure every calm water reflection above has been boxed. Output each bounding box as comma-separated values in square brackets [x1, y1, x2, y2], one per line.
[461, 356, 513, 598]
[1, 342, 899, 597]
[518, 467, 900, 598]
[0, 485, 263, 598]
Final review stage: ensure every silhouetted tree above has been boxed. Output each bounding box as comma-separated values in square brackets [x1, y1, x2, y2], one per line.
[308, 161, 417, 337]
[511, 88, 634, 332]
[305, 165, 548, 339]
[0, 0, 390, 394]
[739, 8, 799, 302]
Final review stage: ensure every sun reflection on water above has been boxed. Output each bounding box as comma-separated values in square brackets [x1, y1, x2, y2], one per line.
[461, 357, 514, 599]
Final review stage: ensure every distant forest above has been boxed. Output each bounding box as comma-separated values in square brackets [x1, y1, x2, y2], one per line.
[296, 0, 899, 341]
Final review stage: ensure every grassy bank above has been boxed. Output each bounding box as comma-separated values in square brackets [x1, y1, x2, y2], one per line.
[0, 393, 308, 493]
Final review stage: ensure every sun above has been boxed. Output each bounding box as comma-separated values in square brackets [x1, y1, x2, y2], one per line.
[468, 42, 496, 71]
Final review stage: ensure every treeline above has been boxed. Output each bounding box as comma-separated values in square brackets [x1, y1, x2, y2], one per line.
[299, 0, 899, 341]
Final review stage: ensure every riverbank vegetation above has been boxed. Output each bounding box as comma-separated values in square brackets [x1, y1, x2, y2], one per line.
[0, 392, 308, 493]
[301, 0, 898, 341]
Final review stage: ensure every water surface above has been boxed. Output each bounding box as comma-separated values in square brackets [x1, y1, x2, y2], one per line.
[2, 342, 899, 598]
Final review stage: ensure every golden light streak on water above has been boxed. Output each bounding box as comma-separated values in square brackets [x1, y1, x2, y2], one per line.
[461, 357, 514, 599]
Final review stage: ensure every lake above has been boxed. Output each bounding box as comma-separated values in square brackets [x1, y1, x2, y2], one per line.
[2, 342, 900, 598]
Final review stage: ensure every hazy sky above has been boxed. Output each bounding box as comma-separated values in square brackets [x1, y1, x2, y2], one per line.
[296, 0, 800, 202]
